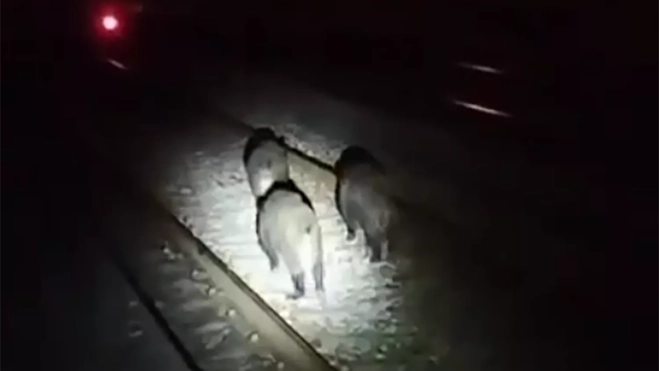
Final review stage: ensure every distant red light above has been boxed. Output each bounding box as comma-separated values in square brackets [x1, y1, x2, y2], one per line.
[102, 15, 118, 31]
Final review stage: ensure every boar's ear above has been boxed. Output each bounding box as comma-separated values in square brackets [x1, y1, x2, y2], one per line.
[255, 197, 264, 210]
[256, 193, 269, 210]
[256, 179, 288, 209]
[297, 188, 314, 212]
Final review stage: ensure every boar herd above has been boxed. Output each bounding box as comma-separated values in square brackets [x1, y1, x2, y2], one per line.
[242, 128, 396, 299]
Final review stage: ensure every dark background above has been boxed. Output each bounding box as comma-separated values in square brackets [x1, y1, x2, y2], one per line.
[2, 0, 657, 370]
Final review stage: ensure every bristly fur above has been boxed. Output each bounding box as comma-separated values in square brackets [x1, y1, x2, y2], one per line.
[334, 145, 386, 179]
[334, 145, 393, 262]
[243, 128, 289, 198]
[256, 179, 323, 299]
[243, 128, 284, 165]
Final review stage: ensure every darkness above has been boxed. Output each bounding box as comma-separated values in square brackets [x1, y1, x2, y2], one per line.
[2, 0, 657, 370]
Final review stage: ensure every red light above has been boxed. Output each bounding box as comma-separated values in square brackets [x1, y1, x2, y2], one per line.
[102, 15, 118, 31]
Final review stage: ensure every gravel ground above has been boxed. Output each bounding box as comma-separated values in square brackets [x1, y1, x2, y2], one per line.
[84, 118, 435, 370]
[68, 54, 624, 371]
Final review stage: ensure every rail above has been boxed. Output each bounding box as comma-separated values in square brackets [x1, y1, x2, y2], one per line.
[78, 129, 336, 371]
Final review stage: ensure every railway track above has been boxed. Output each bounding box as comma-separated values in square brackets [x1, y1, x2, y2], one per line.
[72, 101, 469, 371]
[80, 129, 336, 371]
[72, 94, 590, 371]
